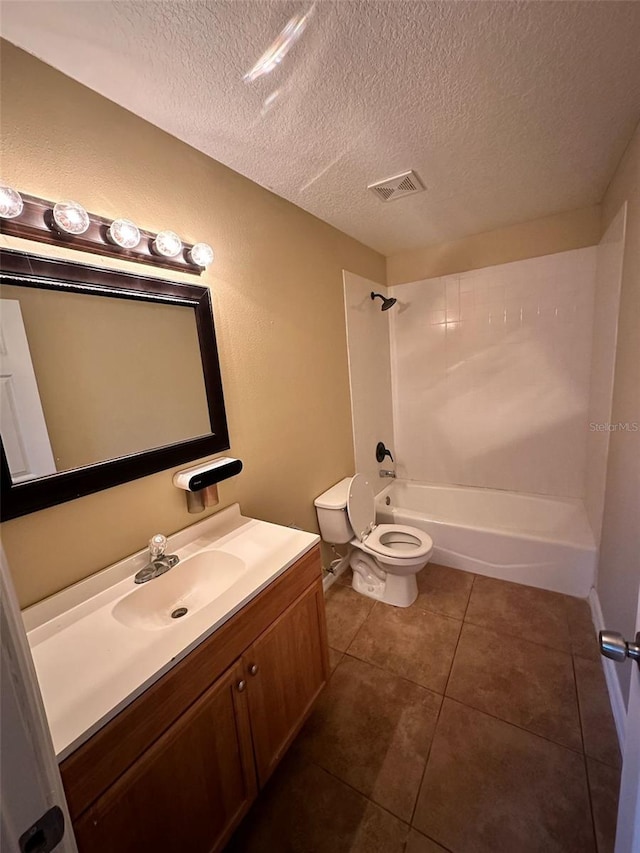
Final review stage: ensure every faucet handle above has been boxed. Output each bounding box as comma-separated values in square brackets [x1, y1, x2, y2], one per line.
[149, 534, 167, 558]
[376, 442, 394, 463]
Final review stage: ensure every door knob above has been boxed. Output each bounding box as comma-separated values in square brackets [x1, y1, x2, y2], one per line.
[237, 679, 246, 692]
[248, 663, 259, 676]
[599, 630, 640, 669]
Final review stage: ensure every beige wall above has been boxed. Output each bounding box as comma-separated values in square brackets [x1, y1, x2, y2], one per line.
[0, 42, 384, 607]
[387, 205, 601, 285]
[596, 120, 640, 707]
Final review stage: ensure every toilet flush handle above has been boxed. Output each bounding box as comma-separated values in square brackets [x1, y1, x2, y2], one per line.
[376, 442, 394, 464]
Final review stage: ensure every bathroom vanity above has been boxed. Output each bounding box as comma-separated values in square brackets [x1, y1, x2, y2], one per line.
[23, 507, 328, 853]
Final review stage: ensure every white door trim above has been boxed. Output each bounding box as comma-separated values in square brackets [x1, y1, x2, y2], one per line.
[590, 588, 627, 748]
[0, 547, 77, 852]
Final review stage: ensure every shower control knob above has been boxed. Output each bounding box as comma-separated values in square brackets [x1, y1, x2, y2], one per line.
[376, 442, 394, 464]
[599, 630, 640, 668]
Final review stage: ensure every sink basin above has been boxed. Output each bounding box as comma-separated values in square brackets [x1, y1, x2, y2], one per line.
[112, 550, 247, 630]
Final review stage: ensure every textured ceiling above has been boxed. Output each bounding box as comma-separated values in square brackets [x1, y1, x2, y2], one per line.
[2, 1, 640, 254]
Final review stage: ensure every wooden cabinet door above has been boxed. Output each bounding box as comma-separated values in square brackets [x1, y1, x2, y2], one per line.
[73, 661, 256, 853]
[245, 578, 329, 786]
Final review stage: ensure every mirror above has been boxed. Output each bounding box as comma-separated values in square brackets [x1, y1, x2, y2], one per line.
[0, 250, 229, 519]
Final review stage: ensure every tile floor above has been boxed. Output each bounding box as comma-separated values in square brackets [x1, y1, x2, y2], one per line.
[226, 565, 621, 853]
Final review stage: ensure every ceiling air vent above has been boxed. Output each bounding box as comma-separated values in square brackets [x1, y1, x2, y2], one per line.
[368, 170, 425, 202]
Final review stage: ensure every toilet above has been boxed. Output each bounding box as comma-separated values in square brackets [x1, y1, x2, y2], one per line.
[314, 474, 433, 607]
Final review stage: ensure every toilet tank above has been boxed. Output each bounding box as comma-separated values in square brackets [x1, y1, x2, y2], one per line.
[314, 477, 354, 544]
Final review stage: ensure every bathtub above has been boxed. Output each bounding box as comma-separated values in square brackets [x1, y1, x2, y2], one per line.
[375, 480, 596, 597]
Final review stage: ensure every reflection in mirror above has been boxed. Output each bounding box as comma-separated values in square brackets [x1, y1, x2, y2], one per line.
[0, 250, 229, 520]
[0, 285, 210, 482]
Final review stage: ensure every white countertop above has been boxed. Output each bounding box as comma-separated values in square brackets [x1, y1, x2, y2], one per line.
[22, 505, 319, 761]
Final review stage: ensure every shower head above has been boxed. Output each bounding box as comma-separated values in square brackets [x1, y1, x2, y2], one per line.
[371, 291, 397, 312]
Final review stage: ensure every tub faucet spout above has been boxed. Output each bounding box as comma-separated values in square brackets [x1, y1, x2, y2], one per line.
[379, 469, 396, 478]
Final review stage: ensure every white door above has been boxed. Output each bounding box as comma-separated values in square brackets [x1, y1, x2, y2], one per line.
[0, 548, 76, 852]
[613, 590, 640, 853]
[601, 588, 640, 853]
[0, 299, 56, 482]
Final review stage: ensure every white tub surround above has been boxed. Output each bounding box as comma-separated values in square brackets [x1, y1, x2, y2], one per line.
[584, 204, 626, 543]
[22, 505, 319, 761]
[376, 481, 596, 597]
[343, 271, 395, 491]
[389, 248, 597, 499]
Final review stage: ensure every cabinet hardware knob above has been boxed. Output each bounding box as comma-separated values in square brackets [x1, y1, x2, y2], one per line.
[249, 664, 259, 676]
[237, 679, 246, 692]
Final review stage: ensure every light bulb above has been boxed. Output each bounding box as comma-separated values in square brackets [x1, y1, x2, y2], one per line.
[153, 230, 182, 258]
[0, 186, 24, 219]
[108, 218, 141, 249]
[52, 200, 90, 235]
[188, 242, 214, 268]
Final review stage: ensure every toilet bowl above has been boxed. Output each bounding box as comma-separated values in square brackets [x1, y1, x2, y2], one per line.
[314, 474, 433, 607]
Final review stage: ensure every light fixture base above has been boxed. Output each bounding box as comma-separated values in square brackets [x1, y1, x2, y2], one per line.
[0, 192, 207, 276]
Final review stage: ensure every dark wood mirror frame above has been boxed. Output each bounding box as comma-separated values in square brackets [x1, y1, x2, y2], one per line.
[0, 250, 229, 520]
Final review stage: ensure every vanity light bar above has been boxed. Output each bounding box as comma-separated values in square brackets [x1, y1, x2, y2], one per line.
[0, 189, 214, 275]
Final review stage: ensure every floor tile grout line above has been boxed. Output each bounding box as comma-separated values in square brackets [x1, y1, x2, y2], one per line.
[303, 651, 448, 844]
[462, 613, 575, 654]
[407, 599, 471, 623]
[572, 654, 600, 852]
[441, 654, 622, 769]
[337, 629, 592, 756]
[341, 647, 448, 699]
[336, 564, 476, 622]
[461, 580, 599, 654]
[332, 580, 602, 756]
[441, 575, 474, 698]
[443, 695, 590, 758]
[342, 599, 377, 655]
[587, 754, 624, 771]
[461, 572, 476, 621]
[573, 650, 606, 665]
[413, 565, 476, 621]
[305, 757, 413, 829]
[405, 578, 474, 831]
[408, 683, 447, 830]
[408, 826, 456, 853]
[441, 628, 463, 698]
[572, 655, 622, 771]
[454, 616, 578, 666]
[571, 654, 588, 756]
[339, 649, 445, 702]
[335, 568, 597, 658]
[305, 757, 457, 853]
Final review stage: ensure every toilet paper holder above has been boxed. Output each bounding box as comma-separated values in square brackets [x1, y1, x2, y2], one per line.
[173, 456, 243, 513]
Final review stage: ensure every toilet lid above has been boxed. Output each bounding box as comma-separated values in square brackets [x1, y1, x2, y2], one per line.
[347, 474, 376, 542]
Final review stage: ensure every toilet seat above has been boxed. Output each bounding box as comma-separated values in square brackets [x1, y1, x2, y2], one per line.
[347, 475, 433, 562]
[364, 523, 433, 560]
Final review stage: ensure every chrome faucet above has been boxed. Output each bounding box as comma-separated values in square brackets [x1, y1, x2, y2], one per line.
[134, 534, 180, 584]
[379, 469, 396, 478]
